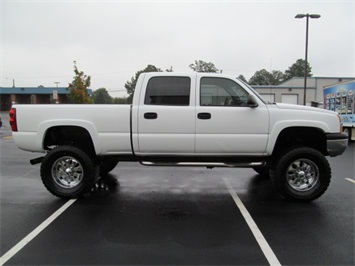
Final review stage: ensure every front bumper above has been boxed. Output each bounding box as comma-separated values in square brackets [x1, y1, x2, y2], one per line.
[326, 133, 348, 157]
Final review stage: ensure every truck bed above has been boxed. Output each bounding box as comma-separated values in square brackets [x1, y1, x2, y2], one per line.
[12, 104, 132, 154]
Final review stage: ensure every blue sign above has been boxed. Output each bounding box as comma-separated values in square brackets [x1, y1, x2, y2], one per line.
[324, 82, 355, 118]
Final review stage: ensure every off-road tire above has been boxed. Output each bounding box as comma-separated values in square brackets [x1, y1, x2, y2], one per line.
[41, 145, 99, 199]
[270, 147, 331, 202]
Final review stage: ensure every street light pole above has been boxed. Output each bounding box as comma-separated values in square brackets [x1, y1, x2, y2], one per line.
[295, 13, 321, 105]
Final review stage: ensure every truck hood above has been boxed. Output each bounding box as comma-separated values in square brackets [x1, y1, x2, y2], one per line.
[275, 103, 335, 114]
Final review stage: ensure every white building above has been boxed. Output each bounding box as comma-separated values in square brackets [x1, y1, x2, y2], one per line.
[252, 77, 355, 106]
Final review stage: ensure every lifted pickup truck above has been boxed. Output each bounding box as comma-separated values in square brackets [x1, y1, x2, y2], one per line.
[10, 73, 348, 202]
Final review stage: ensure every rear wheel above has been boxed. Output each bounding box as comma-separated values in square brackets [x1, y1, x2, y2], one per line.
[41, 145, 99, 199]
[270, 147, 331, 202]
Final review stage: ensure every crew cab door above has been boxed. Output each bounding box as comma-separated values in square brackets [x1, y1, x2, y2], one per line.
[135, 74, 196, 155]
[195, 76, 269, 155]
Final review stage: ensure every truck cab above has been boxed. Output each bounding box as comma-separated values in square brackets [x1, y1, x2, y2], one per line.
[132, 73, 268, 156]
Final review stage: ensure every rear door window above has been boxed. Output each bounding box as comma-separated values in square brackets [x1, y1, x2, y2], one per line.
[144, 77, 191, 106]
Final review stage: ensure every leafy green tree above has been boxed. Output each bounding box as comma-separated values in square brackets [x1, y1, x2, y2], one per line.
[93, 88, 113, 104]
[113, 97, 128, 104]
[284, 58, 312, 80]
[125, 65, 162, 103]
[249, 69, 286, 85]
[271, 70, 286, 84]
[249, 69, 273, 85]
[68, 62, 92, 104]
[189, 60, 219, 73]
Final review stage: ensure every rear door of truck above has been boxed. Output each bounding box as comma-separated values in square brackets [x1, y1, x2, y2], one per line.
[134, 73, 196, 155]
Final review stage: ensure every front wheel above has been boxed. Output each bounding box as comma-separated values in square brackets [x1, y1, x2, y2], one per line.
[270, 147, 331, 202]
[41, 145, 99, 199]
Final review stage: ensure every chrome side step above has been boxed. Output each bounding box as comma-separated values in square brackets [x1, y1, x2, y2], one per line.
[140, 161, 265, 168]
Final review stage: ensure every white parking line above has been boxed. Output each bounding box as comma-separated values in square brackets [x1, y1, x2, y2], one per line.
[0, 199, 77, 266]
[223, 178, 281, 266]
[345, 178, 355, 184]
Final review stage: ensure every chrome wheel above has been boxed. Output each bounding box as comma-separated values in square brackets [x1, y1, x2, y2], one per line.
[271, 147, 331, 202]
[52, 156, 84, 188]
[286, 159, 319, 191]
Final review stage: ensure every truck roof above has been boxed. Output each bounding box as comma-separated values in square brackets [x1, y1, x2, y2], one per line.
[140, 72, 236, 79]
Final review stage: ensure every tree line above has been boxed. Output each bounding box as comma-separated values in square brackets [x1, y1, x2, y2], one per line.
[69, 59, 312, 104]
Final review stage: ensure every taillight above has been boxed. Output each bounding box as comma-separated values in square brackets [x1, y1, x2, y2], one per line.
[9, 108, 18, 132]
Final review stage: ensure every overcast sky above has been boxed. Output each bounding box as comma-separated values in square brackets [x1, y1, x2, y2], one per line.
[2, 0, 354, 97]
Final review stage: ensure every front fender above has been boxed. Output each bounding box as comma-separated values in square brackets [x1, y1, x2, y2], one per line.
[266, 120, 329, 154]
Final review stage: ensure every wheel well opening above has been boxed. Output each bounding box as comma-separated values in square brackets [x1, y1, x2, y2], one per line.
[273, 127, 327, 155]
[43, 126, 95, 154]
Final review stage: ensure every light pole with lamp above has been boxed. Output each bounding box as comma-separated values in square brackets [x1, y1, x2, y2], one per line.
[295, 13, 321, 105]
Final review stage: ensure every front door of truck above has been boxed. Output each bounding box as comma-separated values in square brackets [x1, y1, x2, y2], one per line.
[136, 75, 196, 155]
[195, 76, 269, 155]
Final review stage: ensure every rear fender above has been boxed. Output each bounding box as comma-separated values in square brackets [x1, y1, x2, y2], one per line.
[37, 120, 100, 154]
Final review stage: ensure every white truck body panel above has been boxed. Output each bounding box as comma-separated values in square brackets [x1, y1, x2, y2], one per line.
[195, 85, 270, 155]
[265, 103, 341, 154]
[13, 105, 132, 154]
[193, 73, 269, 155]
[134, 73, 197, 155]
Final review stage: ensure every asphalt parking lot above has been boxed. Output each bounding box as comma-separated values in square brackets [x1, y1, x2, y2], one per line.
[0, 111, 354, 265]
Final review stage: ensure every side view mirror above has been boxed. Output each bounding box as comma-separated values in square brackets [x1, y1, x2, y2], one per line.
[247, 95, 258, 108]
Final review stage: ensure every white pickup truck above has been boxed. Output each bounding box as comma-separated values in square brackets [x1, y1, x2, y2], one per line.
[9, 72, 348, 202]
